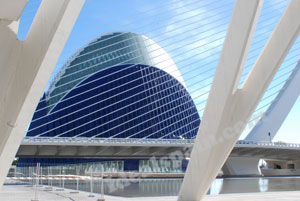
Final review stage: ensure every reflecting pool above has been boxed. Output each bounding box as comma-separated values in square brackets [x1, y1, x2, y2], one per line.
[61, 177, 300, 197]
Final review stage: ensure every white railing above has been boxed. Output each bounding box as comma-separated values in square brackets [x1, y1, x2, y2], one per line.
[22, 137, 195, 146]
[22, 137, 300, 149]
[236, 140, 300, 149]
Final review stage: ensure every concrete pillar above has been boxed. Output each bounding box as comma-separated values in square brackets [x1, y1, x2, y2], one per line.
[0, 0, 85, 188]
[222, 157, 261, 177]
[178, 0, 300, 200]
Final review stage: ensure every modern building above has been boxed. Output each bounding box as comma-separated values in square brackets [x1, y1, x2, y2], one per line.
[20, 32, 201, 172]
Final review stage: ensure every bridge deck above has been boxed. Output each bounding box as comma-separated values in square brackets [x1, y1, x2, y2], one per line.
[17, 138, 300, 160]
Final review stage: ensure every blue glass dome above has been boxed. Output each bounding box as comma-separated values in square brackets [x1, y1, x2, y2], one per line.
[27, 64, 200, 139]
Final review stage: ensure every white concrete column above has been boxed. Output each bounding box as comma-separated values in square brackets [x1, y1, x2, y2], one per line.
[178, 0, 300, 200]
[0, 0, 85, 188]
[245, 62, 300, 142]
[222, 157, 261, 176]
[226, 62, 300, 177]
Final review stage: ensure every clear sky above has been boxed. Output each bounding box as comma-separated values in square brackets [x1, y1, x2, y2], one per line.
[275, 97, 300, 143]
[19, 0, 299, 143]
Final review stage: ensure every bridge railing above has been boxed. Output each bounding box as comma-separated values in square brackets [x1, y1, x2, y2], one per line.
[236, 140, 300, 149]
[22, 137, 195, 146]
[22, 137, 300, 149]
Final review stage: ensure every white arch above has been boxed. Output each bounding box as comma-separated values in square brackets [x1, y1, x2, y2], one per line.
[245, 61, 300, 142]
[0, 0, 85, 188]
[178, 1, 300, 200]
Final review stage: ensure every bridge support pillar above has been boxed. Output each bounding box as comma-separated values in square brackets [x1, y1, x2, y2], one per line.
[222, 157, 261, 177]
[0, 0, 84, 188]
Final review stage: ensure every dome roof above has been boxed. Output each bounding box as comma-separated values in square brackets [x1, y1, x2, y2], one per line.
[28, 64, 200, 139]
[46, 32, 185, 112]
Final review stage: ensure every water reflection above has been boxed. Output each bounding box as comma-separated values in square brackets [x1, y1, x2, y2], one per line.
[208, 178, 223, 195]
[62, 177, 300, 197]
[259, 178, 268, 192]
[219, 178, 261, 194]
[104, 179, 182, 197]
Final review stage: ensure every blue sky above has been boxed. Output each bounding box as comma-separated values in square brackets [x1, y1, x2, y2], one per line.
[19, 0, 299, 142]
[275, 97, 300, 143]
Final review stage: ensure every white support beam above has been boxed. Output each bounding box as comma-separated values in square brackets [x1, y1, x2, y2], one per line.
[0, 0, 28, 21]
[0, 0, 85, 188]
[245, 61, 300, 142]
[178, 0, 300, 200]
[230, 62, 300, 176]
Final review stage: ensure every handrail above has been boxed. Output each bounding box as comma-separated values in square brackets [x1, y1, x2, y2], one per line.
[22, 137, 300, 149]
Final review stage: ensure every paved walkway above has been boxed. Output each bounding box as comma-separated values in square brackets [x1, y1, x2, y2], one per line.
[1, 185, 300, 201]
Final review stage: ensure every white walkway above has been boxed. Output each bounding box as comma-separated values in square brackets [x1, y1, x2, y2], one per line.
[1, 185, 300, 201]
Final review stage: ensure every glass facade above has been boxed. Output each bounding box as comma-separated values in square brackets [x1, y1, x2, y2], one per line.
[22, 32, 200, 170]
[28, 64, 199, 139]
[27, 32, 200, 139]
[47, 32, 157, 111]
[139, 160, 182, 173]
[17, 158, 183, 173]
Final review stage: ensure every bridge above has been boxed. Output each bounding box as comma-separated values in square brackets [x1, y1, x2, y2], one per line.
[18, 137, 300, 160]
[16, 61, 300, 177]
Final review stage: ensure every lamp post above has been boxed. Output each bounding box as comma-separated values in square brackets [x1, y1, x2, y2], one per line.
[268, 132, 272, 143]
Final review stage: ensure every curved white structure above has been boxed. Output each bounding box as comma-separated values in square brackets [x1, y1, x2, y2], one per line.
[223, 61, 300, 176]
[246, 61, 300, 142]
[0, 0, 27, 21]
[179, 0, 300, 200]
[0, 0, 85, 188]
